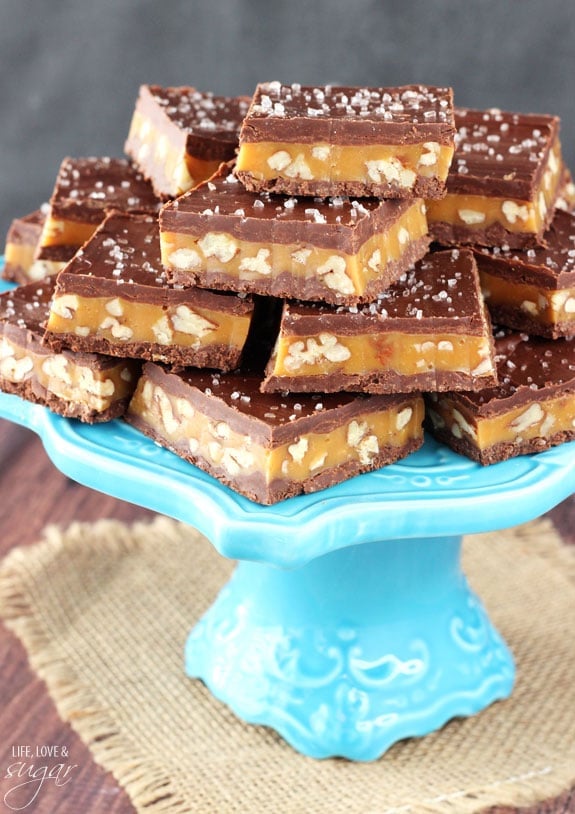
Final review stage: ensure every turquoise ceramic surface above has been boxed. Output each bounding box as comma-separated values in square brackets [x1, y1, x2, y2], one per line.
[0, 272, 573, 759]
[185, 535, 514, 760]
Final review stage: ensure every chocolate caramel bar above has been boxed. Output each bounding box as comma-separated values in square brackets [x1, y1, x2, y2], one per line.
[125, 84, 251, 198]
[0, 279, 139, 421]
[426, 329, 575, 464]
[160, 165, 430, 306]
[126, 362, 424, 504]
[262, 249, 497, 394]
[35, 156, 161, 277]
[427, 107, 563, 249]
[44, 212, 254, 371]
[2, 208, 47, 284]
[474, 209, 575, 338]
[235, 82, 455, 199]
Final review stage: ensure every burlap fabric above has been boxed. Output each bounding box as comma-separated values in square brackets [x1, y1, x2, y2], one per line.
[0, 516, 574, 814]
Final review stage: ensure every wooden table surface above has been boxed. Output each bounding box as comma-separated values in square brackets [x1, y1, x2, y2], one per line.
[0, 418, 573, 814]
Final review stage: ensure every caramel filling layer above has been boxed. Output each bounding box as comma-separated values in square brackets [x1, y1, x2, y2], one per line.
[269, 331, 495, 382]
[5, 253, 65, 283]
[38, 216, 99, 250]
[426, 143, 562, 234]
[46, 292, 252, 353]
[4, 242, 37, 274]
[427, 392, 575, 451]
[128, 110, 221, 196]
[236, 141, 454, 188]
[161, 201, 428, 300]
[0, 335, 135, 411]
[480, 271, 575, 327]
[130, 375, 424, 485]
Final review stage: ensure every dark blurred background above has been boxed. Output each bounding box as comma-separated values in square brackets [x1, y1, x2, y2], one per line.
[1, 0, 574, 240]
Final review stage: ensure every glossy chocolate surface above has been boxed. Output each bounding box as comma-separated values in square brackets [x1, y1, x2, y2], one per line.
[447, 107, 560, 199]
[160, 164, 418, 251]
[0, 277, 54, 333]
[134, 85, 250, 160]
[474, 209, 575, 289]
[239, 83, 455, 144]
[4, 208, 46, 246]
[49, 157, 160, 223]
[283, 248, 488, 335]
[449, 329, 575, 414]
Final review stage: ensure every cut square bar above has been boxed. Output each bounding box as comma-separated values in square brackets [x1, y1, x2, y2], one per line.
[44, 212, 255, 372]
[125, 85, 251, 198]
[2, 208, 47, 284]
[427, 107, 563, 249]
[0, 278, 139, 422]
[125, 362, 424, 504]
[35, 156, 160, 278]
[160, 166, 430, 306]
[235, 82, 456, 199]
[262, 249, 497, 394]
[426, 329, 575, 463]
[474, 209, 575, 338]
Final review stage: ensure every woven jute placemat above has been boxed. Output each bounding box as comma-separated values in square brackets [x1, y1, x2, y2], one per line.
[0, 516, 574, 814]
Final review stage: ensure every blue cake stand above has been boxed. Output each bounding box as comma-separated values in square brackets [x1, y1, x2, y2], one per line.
[1, 277, 574, 761]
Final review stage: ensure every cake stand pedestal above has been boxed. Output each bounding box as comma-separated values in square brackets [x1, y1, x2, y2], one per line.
[1, 387, 573, 760]
[186, 533, 512, 760]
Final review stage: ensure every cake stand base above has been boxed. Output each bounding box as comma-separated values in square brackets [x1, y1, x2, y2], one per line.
[185, 534, 515, 761]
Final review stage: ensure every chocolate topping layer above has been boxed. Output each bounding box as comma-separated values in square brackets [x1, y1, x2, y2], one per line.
[4, 208, 46, 247]
[0, 277, 55, 334]
[239, 82, 455, 145]
[474, 209, 575, 289]
[160, 164, 419, 252]
[133, 85, 251, 162]
[282, 248, 488, 336]
[447, 329, 575, 416]
[447, 107, 560, 199]
[48, 157, 160, 224]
